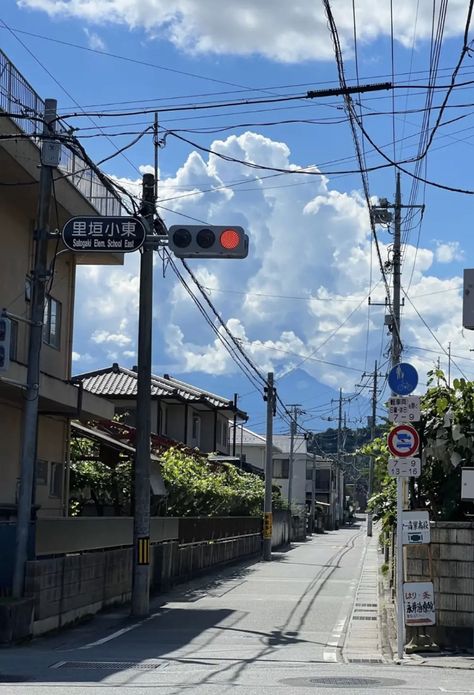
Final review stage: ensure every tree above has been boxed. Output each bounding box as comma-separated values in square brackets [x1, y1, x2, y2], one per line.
[361, 369, 474, 535]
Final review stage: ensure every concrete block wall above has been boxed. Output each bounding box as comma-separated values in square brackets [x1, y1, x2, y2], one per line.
[405, 522, 474, 648]
[25, 532, 263, 636]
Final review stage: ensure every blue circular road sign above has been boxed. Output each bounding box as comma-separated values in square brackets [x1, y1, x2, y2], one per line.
[388, 363, 419, 396]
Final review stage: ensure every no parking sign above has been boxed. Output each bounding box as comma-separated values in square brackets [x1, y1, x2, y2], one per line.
[387, 424, 420, 458]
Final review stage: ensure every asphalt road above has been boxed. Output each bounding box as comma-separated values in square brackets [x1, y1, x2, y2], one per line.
[1, 519, 474, 694]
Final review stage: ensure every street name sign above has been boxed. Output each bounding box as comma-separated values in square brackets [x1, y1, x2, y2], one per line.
[402, 511, 430, 544]
[387, 424, 420, 457]
[62, 216, 146, 253]
[388, 363, 418, 395]
[388, 457, 421, 478]
[388, 395, 420, 424]
[403, 582, 435, 626]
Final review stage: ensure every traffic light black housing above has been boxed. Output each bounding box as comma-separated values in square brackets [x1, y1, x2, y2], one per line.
[0, 316, 11, 372]
[168, 225, 249, 259]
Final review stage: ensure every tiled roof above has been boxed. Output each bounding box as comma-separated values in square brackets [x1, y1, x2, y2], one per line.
[74, 364, 246, 417]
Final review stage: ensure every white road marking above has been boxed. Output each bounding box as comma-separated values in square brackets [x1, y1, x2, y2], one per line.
[78, 611, 162, 650]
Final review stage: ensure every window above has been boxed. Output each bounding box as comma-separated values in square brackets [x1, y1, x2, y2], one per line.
[192, 415, 201, 442]
[9, 319, 18, 361]
[43, 296, 61, 349]
[273, 458, 289, 479]
[316, 469, 330, 491]
[36, 459, 48, 486]
[49, 462, 63, 498]
[221, 421, 228, 447]
[306, 463, 314, 481]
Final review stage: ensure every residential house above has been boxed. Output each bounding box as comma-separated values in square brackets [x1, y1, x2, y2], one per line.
[74, 363, 247, 455]
[272, 434, 340, 527]
[0, 49, 122, 519]
[231, 425, 283, 472]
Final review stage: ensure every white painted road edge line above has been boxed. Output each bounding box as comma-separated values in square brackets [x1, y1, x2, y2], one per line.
[78, 611, 162, 650]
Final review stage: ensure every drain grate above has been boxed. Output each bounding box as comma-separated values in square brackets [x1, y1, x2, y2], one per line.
[352, 615, 377, 620]
[281, 676, 405, 688]
[346, 658, 384, 664]
[52, 661, 167, 671]
[355, 603, 377, 607]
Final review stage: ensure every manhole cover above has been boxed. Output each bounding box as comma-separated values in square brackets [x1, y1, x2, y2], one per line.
[281, 676, 405, 688]
[52, 661, 167, 671]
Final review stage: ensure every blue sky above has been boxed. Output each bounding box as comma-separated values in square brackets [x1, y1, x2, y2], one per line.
[2, 0, 474, 432]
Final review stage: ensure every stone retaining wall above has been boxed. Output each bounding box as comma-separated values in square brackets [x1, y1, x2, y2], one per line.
[405, 521, 474, 648]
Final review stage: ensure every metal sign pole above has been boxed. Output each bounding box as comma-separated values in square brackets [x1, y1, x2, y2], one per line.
[396, 476, 404, 659]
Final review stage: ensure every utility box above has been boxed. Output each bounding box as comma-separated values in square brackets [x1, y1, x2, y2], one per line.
[463, 269, 474, 330]
[461, 467, 474, 500]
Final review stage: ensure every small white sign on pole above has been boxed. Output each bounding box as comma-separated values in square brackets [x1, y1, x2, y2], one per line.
[461, 468, 474, 500]
[402, 511, 430, 545]
[388, 457, 421, 478]
[403, 582, 436, 626]
[388, 395, 421, 423]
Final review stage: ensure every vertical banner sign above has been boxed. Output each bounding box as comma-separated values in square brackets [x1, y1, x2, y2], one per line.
[403, 582, 436, 626]
[137, 537, 150, 565]
[263, 512, 273, 540]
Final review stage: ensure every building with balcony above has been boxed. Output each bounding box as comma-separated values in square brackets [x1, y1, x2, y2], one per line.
[0, 50, 124, 519]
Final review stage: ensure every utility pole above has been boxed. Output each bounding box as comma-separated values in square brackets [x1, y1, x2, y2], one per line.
[372, 174, 424, 659]
[310, 449, 316, 535]
[232, 393, 238, 457]
[263, 373, 275, 561]
[131, 173, 155, 617]
[13, 99, 59, 598]
[287, 403, 301, 541]
[367, 360, 378, 537]
[336, 388, 343, 529]
[448, 342, 451, 386]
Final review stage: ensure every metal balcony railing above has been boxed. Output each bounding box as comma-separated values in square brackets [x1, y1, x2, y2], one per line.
[0, 49, 123, 216]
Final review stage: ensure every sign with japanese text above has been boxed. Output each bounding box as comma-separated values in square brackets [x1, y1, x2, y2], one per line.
[263, 512, 273, 540]
[403, 582, 435, 626]
[62, 216, 146, 253]
[388, 395, 420, 424]
[388, 457, 421, 478]
[402, 511, 430, 544]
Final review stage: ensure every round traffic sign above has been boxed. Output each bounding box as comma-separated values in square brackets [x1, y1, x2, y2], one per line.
[387, 424, 420, 458]
[388, 363, 418, 396]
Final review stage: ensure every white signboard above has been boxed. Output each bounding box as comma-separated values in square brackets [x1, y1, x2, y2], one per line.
[402, 511, 430, 545]
[388, 457, 421, 478]
[403, 582, 435, 626]
[388, 396, 421, 423]
[461, 468, 474, 500]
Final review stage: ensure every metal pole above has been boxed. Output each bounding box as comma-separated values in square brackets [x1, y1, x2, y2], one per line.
[12, 99, 58, 598]
[131, 173, 155, 617]
[367, 361, 377, 537]
[311, 451, 316, 534]
[287, 404, 299, 540]
[393, 172, 405, 659]
[263, 373, 274, 561]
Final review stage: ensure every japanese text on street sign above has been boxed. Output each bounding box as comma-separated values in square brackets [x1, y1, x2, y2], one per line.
[62, 216, 146, 253]
[387, 424, 419, 457]
[403, 582, 435, 626]
[388, 457, 421, 478]
[388, 396, 420, 424]
[402, 511, 430, 544]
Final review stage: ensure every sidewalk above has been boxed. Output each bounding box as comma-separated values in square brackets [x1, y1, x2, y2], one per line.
[375, 533, 474, 671]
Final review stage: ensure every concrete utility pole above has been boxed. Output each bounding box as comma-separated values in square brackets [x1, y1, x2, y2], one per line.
[13, 99, 59, 598]
[310, 450, 317, 535]
[131, 173, 155, 618]
[336, 388, 343, 528]
[367, 360, 378, 537]
[263, 373, 275, 561]
[287, 403, 301, 541]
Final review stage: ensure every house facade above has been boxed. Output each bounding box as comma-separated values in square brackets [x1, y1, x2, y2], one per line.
[74, 363, 247, 455]
[0, 50, 121, 519]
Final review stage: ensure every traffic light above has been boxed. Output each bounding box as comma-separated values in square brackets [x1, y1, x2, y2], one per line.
[0, 316, 11, 372]
[168, 225, 249, 259]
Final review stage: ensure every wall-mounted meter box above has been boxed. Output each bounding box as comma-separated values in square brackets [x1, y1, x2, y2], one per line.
[461, 467, 474, 500]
